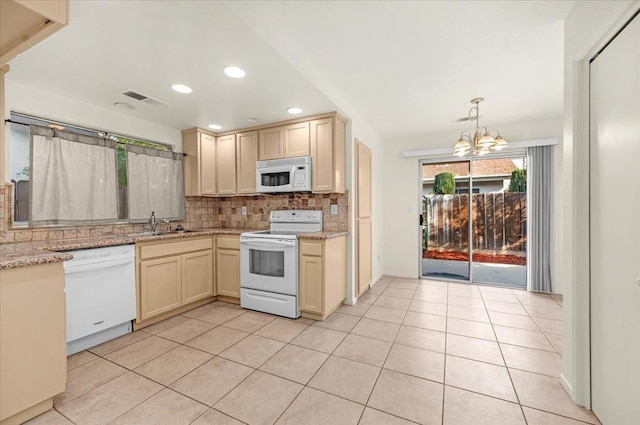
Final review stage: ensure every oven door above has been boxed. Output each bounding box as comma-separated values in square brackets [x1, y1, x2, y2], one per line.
[240, 237, 298, 295]
[256, 165, 296, 193]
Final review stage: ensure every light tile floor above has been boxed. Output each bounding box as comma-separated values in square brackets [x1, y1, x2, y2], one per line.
[27, 277, 600, 425]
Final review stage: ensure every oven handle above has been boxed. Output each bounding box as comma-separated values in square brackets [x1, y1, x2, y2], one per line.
[240, 238, 297, 247]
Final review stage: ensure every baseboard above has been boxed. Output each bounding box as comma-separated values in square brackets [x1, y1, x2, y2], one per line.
[560, 373, 574, 399]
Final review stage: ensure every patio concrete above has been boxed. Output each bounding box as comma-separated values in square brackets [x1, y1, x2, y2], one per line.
[422, 258, 526, 289]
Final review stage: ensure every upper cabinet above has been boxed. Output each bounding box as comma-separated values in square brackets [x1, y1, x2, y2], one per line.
[258, 121, 310, 160]
[0, 0, 69, 66]
[310, 117, 346, 193]
[182, 128, 216, 196]
[182, 112, 346, 197]
[236, 131, 258, 194]
[216, 134, 237, 195]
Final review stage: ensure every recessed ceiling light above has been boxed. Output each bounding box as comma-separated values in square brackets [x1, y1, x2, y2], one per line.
[207, 124, 222, 130]
[224, 66, 246, 78]
[114, 102, 136, 110]
[286, 107, 303, 115]
[243, 117, 258, 123]
[171, 84, 192, 94]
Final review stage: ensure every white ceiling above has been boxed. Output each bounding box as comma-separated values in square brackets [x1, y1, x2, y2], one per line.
[7, 0, 575, 139]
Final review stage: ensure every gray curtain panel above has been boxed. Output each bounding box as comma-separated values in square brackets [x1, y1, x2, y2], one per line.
[30, 125, 119, 225]
[528, 145, 554, 293]
[126, 144, 185, 222]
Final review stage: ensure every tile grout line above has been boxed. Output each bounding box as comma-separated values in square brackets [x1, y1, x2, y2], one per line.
[441, 279, 450, 425]
[480, 285, 529, 425]
[359, 276, 404, 423]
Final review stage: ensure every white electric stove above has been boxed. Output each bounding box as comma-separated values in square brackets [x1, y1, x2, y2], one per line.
[240, 210, 322, 318]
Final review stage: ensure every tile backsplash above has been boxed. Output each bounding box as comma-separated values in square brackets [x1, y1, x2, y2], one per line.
[0, 184, 348, 244]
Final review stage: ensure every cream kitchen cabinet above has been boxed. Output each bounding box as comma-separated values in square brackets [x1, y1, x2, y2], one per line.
[215, 235, 241, 301]
[136, 236, 214, 326]
[182, 128, 216, 196]
[235, 131, 258, 194]
[299, 236, 347, 320]
[216, 134, 237, 195]
[0, 0, 69, 66]
[310, 117, 346, 193]
[216, 131, 258, 196]
[0, 262, 66, 425]
[258, 121, 310, 160]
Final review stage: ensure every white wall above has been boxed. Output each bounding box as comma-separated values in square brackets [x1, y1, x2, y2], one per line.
[3, 79, 182, 180]
[383, 118, 563, 281]
[560, 0, 637, 407]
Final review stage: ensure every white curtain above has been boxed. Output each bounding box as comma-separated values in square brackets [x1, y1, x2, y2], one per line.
[30, 125, 118, 225]
[126, 144, 185, 222]
[528, 145, 554, 293]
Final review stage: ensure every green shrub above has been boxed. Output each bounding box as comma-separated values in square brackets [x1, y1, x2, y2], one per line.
[433, 172, 455, 194]
[509, 169, 527, 192]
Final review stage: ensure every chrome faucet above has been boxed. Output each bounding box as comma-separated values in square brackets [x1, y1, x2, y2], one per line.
[149, 212, 171, 234]
[149, 211, 158, 233]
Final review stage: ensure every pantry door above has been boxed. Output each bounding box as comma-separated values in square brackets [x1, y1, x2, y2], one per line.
[590, 12, 640, 424]
[356, 139, 372, 296]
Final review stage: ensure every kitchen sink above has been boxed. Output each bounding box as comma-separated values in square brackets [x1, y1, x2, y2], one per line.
[124, 229, 200, 237]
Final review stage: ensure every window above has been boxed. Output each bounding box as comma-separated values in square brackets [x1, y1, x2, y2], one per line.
[8, 112, 178, 225]
[455, 187, 480, 195]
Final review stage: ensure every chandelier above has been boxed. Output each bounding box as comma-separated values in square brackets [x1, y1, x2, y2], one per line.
[453, 97, 508, 156]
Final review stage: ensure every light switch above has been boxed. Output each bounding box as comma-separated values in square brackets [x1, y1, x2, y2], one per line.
[331, 204, 338, 215]
[241, 206, 247, 216]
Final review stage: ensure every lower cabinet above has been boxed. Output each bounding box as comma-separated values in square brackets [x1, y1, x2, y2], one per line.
[216, 235, 241, 299]
[137, 236, 214, 325]
[0, 263, 66, 425]
[299, 236, 347, 320]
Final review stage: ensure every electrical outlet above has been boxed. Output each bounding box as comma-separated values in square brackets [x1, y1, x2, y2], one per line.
[241, 206, 247, 216]
[331, 204, 338, 215]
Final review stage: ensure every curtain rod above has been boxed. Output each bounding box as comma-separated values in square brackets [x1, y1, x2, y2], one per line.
[4, 118, 186, 155]
[4, 119, 29, 126]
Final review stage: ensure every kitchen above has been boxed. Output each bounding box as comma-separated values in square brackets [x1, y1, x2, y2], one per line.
[0, 2, 361, 423]
[2, 1, 637, 425]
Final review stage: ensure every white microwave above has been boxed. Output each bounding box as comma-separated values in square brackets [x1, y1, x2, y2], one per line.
[256, 156, 312, 193]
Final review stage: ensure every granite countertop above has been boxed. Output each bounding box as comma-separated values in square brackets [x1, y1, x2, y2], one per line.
[297, 231, 350, 240]
[0, 227, 350, 270]
[0, 228, 258, 270]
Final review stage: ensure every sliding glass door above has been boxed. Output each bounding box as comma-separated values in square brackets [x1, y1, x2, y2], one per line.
[421, 160, 471, 281]
[420, 155, 527, 288]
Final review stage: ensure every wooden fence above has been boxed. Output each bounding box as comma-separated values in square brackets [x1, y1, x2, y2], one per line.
[423, 193, 527, 253]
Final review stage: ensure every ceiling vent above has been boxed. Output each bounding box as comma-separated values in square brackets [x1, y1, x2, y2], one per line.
[121, 90, 169, 107]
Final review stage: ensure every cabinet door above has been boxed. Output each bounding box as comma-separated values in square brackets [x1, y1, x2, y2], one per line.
[216, 249, 241, 298]
[236, 131, 258, 194]
[216, 134, 237, 195]
[199, 133, 216, 196]
[258, 127, 283, 160]
[283, 121, 310, 158]
[182, 250, 214, 305]
[139, 256, 182, 321]
[310, 118, 334, 192]
[299, 254, 323, 314]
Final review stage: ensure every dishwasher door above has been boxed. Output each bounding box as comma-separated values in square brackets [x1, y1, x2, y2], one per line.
[64, 246, 136, 343]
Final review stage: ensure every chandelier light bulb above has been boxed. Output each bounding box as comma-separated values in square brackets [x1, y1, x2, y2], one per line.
[452, 98, 504, 156]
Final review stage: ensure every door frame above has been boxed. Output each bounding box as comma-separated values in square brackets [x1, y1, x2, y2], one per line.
[418, 151, 527, 286]
[564, 2, 640, 407]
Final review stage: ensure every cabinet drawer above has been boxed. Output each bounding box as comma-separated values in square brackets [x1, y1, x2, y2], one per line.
[216, 235, 240, 250]
[139, 237, 213, 260]
[300, 240, 323, 256]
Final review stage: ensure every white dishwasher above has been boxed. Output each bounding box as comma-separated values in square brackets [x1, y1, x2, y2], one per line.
[64, 244, 136, 355]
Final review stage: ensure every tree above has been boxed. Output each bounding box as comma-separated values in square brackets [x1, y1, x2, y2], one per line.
[509, 169, 526, 192]
[433, 172, 455, 194]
